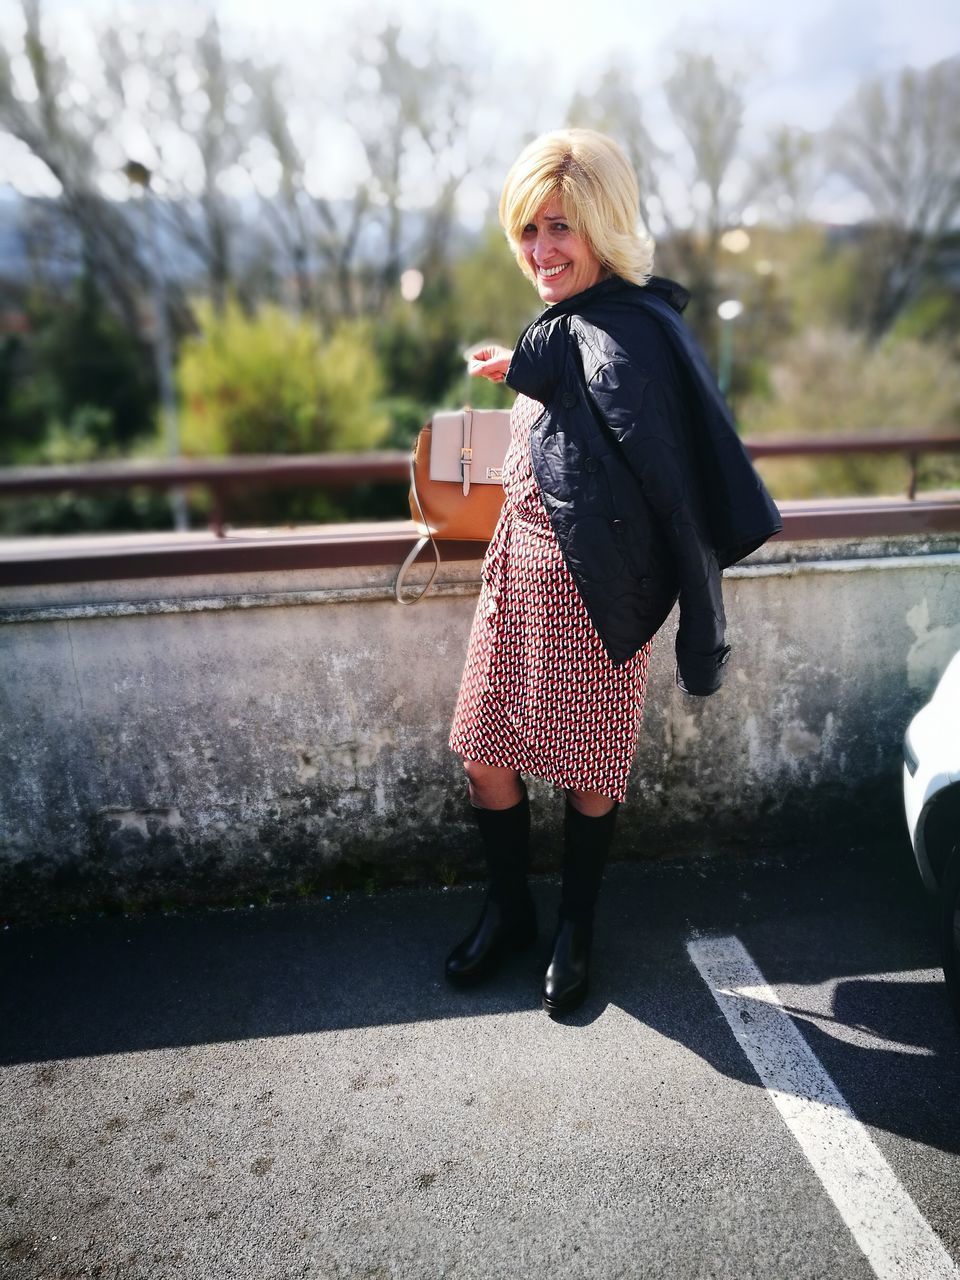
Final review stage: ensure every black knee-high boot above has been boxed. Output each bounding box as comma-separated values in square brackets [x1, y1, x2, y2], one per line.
[542, 797, 618, 1016]
[445, 789, 537, 987]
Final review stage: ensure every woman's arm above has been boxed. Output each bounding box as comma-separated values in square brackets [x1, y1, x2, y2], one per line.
[465, 344, 513, 383]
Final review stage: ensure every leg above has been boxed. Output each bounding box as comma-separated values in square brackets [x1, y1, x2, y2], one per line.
[462, 760, 530, 927]
[567, 787, 617, 818]
[462, 759, 524, 810]
[542, 787, 620, 1017]
[560, 788, 619, 922]
[445, 761, 536, 987]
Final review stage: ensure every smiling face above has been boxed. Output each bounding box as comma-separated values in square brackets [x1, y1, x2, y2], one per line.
[519, 203, 605, 305]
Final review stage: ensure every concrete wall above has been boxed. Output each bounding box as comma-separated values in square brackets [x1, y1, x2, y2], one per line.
[2, 534, 959, 917]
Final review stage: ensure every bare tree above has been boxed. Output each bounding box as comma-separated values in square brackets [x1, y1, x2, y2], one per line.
[5, 4, 482, 327]
[252, 61, 372, 320]
[568, 51, 747, 351]
[748, 125, 821, 226]
[346, 22, 476, 310]
[255, 20, 478, 320]
[99, 13, 259, 314]
[828, 56, 960, 335]
[661, 51, 747, 348]
[567, 64, 667, 240]
[0, 0, 146, 329]
[0, 1, 250, 329]
[251, 64, 313, 316]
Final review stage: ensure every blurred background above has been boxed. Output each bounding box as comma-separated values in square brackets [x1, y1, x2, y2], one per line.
[0, 0, 958, 534]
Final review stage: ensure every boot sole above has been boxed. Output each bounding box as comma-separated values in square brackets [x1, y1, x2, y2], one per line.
[541, 983, 588, 1018]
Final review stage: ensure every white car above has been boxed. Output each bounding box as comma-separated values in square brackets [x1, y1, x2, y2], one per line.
[902, 649, 960, 1023]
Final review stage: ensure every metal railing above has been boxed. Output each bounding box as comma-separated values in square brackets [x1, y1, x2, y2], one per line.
[1, 434, 958, 536]
[1, 434, 959, 589]
[745, 434, 960, 500]
[0, 451, 410, 537]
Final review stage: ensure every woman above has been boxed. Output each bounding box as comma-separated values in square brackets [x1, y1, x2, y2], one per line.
[445, 129, 781, 1017]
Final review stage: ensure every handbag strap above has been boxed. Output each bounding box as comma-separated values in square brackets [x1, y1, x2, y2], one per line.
[461, 407, 473, 497]
[394, 447, 441, 605]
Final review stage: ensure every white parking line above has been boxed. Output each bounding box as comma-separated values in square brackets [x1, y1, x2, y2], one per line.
[687, 934, 959, 1280]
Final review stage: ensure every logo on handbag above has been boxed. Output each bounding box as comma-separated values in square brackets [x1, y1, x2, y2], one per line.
[486, 467, 503, 481]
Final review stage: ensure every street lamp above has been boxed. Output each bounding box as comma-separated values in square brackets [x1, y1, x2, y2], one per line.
[716, 298, 743, 400]
[123, 160, 188, 533]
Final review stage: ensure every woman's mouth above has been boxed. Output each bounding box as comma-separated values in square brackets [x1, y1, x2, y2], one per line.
[538, 263, 569, 278]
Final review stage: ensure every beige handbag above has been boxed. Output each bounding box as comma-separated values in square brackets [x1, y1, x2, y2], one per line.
[394, 407, 511, 604]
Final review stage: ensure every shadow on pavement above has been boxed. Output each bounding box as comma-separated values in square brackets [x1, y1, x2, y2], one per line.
[3, 838, 958, 1154]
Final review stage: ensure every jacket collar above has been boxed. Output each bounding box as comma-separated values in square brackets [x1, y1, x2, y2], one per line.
[531, 274, 690, 327]
[505, 274, 691, 404]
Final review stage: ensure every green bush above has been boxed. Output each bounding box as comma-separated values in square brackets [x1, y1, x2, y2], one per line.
[890, 291, 960, 345]
[738, 328, 960, 498]
[374, 284, 464, 408]
[174, 301, 392, 527]
[178, 301, 389, 456]
[452, 223, 541, 348]
[0, 278, 157, 467]
[0, 406, 176, 536]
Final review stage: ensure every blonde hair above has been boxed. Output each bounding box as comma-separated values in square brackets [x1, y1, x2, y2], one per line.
[498, 128, 655, 289]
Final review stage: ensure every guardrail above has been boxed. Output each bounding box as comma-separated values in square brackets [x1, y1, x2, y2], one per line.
[1, 436, 959, 588]
[2, 498, 960, 588]
[2, 434, 959, 536]
[0, 451, 410, 538]
[745, 435, 960, 500]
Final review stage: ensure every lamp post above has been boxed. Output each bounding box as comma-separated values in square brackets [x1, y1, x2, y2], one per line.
[716, 298, 743, 400]
[123, 160, 188, 532]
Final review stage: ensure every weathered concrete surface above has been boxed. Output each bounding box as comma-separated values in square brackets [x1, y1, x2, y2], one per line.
[1, 534, 959, 916]
[2, 843, 959, 1279]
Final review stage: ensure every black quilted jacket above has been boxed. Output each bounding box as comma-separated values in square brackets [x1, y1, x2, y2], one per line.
[504, 274, 782, 695]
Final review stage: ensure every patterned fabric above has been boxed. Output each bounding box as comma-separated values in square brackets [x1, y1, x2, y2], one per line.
[448, 392, 652, 802]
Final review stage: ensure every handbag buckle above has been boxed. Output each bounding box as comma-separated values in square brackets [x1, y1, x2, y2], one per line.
[460, 448, 473, 461]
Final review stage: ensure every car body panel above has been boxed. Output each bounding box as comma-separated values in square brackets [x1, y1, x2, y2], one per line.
[903, 650, 960, 893]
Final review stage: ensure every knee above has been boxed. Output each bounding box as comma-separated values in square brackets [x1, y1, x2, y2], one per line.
[462, 759, 489, 799]
[462, 759, 523, 809]
[462, 758, 486, 787]
[567, 789, 618, 818]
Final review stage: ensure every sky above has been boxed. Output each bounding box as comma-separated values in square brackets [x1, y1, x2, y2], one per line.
[1, 0, 958, 226]
[217, 0, 959, 136]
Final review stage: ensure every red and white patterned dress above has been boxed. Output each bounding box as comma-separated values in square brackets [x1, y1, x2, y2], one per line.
[448, 392, 652, 802]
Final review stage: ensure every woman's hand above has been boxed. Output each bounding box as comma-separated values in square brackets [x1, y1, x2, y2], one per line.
[465, 343, 513, 384]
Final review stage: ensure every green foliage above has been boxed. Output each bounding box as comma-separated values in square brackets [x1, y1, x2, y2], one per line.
[0, 278, 169, 533]
[174, 301, 393, 526]
[371, 230, 536, 438]
[451, 223, 541, 353]
[379, 396, 429, 449]
[0, 405, 173, 535]
[45, 275, 157, 448]
[738, 329, 960, 498]
[375, 275, 465, 408]
[712, 223, 860, 379]
[890, 291, 960, 344]
[178, 301, 389, 456]
[0, 275, 157, 466]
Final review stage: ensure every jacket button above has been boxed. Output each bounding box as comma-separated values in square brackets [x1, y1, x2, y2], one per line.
[612, 519, 625, 537]
[561, 391, 577, 408]
[585, 457, 599, 473]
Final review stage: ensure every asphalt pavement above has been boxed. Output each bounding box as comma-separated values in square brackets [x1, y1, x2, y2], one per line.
[2, 838, 959, 1280]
